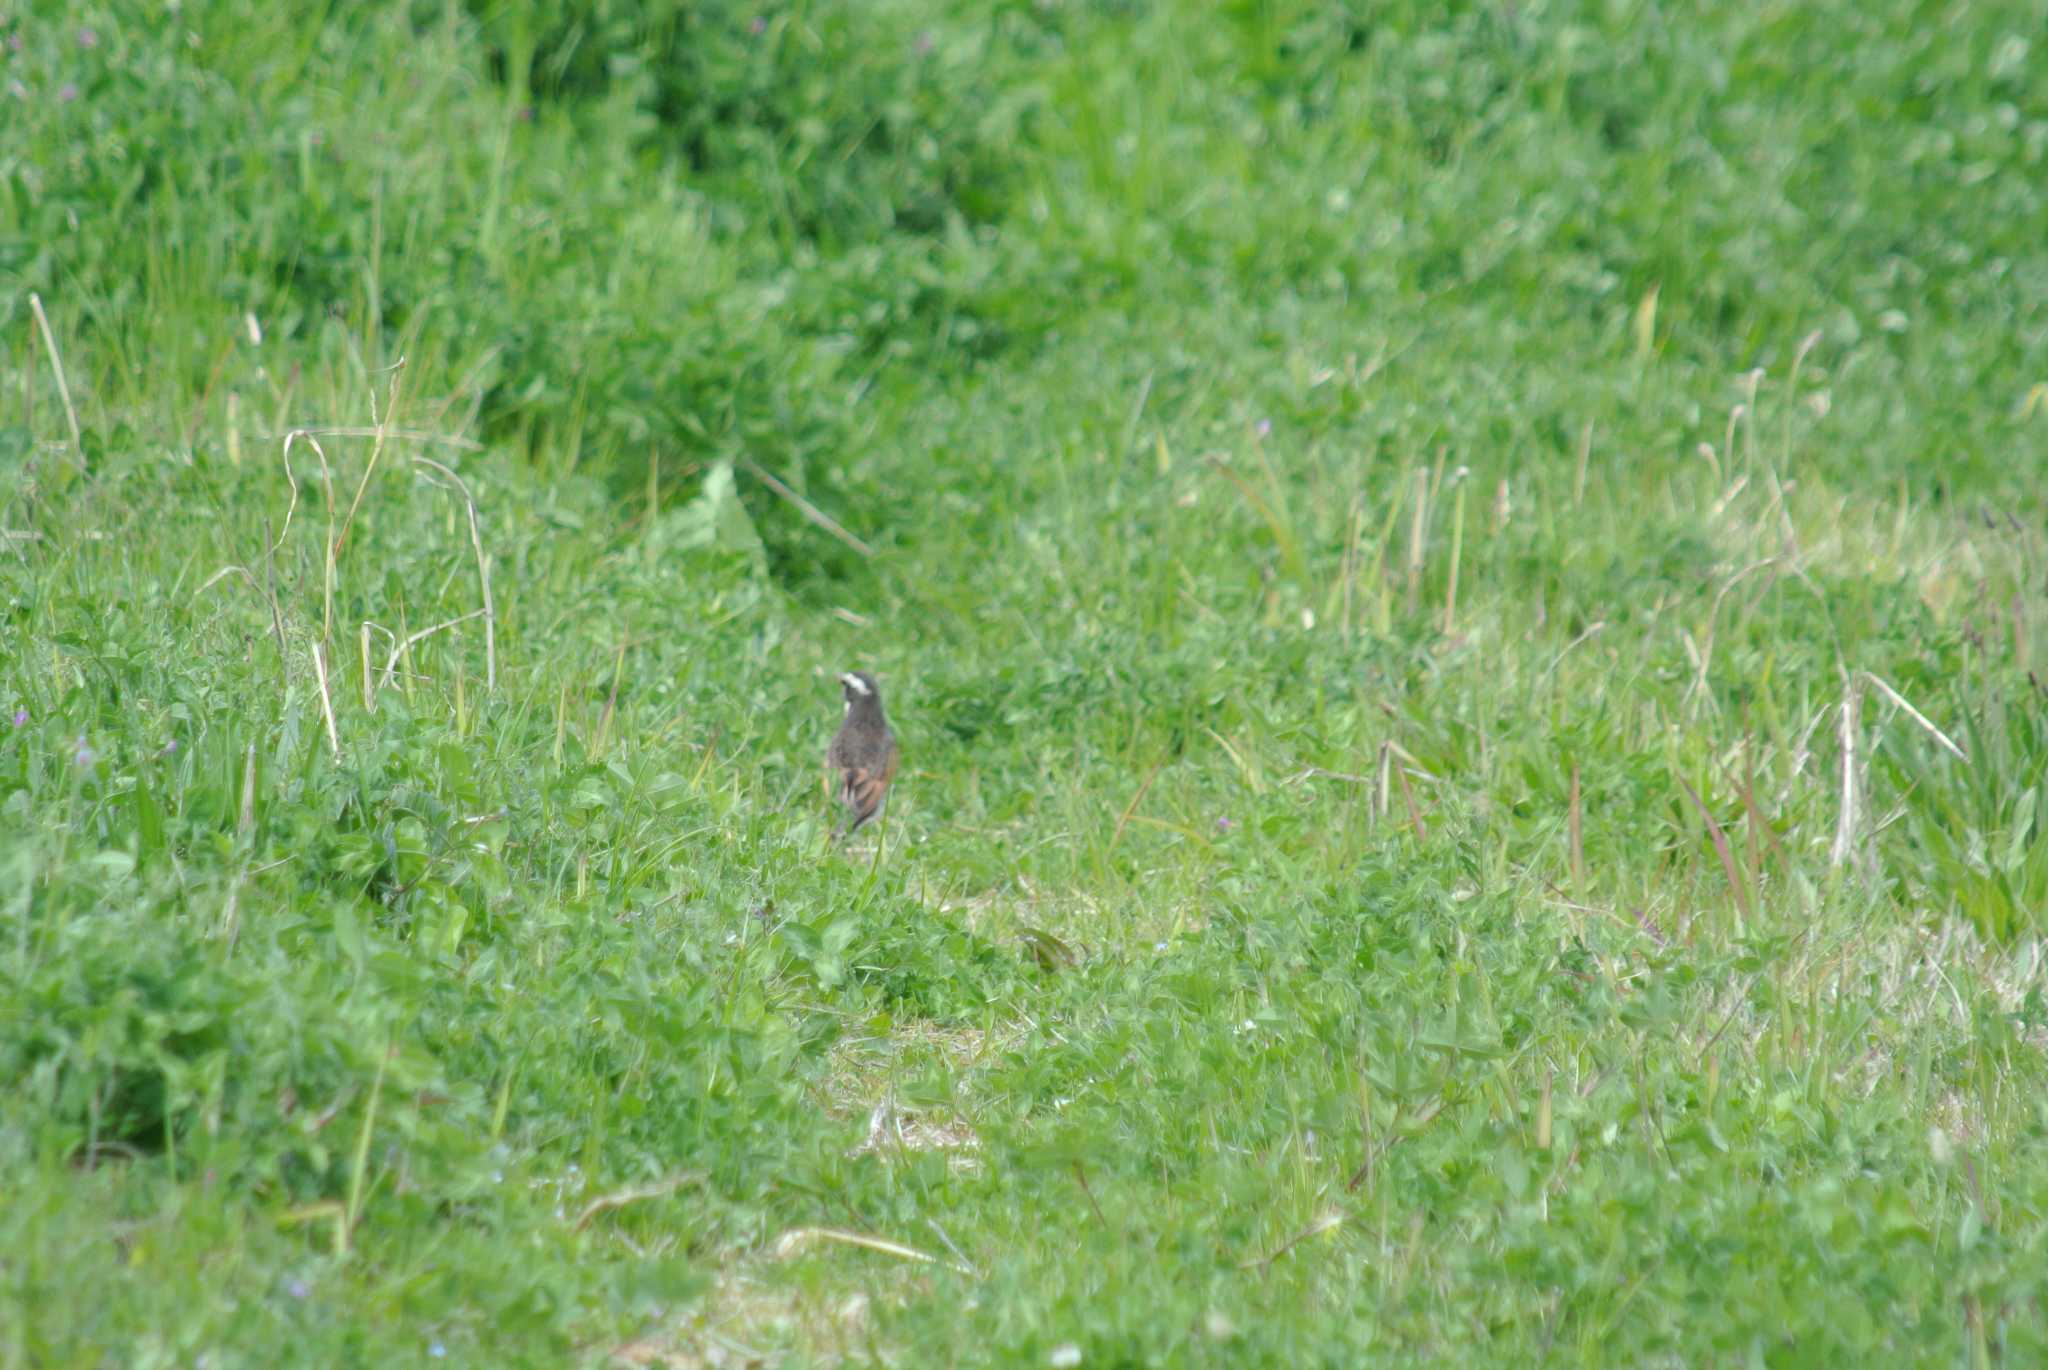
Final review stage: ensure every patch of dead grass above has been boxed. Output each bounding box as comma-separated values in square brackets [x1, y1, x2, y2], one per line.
[610, 1264, 896, 1368]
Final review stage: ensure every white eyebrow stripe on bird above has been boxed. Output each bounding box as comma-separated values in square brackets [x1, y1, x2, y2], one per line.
[840, 673, 871, 695]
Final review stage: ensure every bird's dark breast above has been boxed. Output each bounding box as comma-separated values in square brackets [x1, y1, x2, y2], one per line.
[832, 728, 893, 773]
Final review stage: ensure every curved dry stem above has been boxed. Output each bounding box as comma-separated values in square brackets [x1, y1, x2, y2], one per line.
[279, 429, 339, 642]
[411, 456, 497, 691]
[197, 564, 258, 595]
[275, 429, 335, 552]
[333, 358, 406, 562]
[379, 607, 489, 695]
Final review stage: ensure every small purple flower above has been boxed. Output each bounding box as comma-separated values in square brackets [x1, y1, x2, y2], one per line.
[74, 741, 95, 767]
[77, 27, 99, 49]
[749, 15, 766, 35]
[8, 32, 24, 53]
[286, 1278, 310, 1299]
[1215, 817, 1235, 832]
[10, 709, 25, 727]
[163, 738, 179, 754]
[58, 81, 78, 102]
[1253, 418, 1272, 439]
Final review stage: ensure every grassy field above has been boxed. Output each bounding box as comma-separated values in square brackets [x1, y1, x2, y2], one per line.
[5, 0, 2048, 1364]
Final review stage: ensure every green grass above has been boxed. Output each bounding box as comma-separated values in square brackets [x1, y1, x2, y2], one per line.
[5, 0, 2048, 1364]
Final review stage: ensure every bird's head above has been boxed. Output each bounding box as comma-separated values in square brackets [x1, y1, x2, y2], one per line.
[839, 670, 881, 710]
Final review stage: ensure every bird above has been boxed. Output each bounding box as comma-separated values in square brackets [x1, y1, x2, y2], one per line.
[827, 669, 898, 841]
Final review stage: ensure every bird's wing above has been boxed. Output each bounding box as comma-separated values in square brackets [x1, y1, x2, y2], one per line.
[841, 762, 887, 815]
[838, 737, 898, 826]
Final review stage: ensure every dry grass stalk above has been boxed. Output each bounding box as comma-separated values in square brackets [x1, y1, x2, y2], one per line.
[1829, 674, 1861, 868]
[27, 293, 83, 468]
[770, 1226, 971, 1277]
[1111, 756, 1169, 854]
[1396, 763, 1428, 844]
[1675, 772, 1754, 929]
[1539, 620, 1606, 685]
[311, 642, 340, 758]
[1686, 558, 1781, 716]
[1405, 468, 1428, 612]
[260, 517, 288, 662]
[1784, 329, 1822, 465]
[1861, 670, 1968, 763]
[1071, 1161, 1110, 1229]
[1207, 455, 1302, 581]
[1239, 1210, 1345, 1270]
[278, 429, 337, 643]
[1204, 725, 1264, 795]
[1719, 404, 1747, 481]
[412, 456, 497, 690]
[334, 358, 406, 560]
[572, 1172, 705, 1231]
[238, 743, 258, 835]
[277, 425, 480, 450]
[360, 622, 375, 712]
[196, 565, 258, 595]
[1738, 369, 1763, 467]
[740, 457, 875, 559]
[1569, 762, 1585, 893]
[1633, 282, 1659, 361]
[1280, 766, 1375, 787]
[378, 608, 488, 695]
